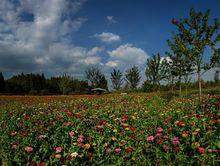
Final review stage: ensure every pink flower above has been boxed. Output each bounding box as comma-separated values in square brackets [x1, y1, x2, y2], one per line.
[199, 147, 205, 153]
[12, 144, 17, 149]
[165, 145, 170, 150]
[25, 146, 33, 152]
[172, 137, 180, 146]
[157, 127, 163, 133]
[163, 135, 168, 140]
[77, 137, 83, 143]
[38, 134, 46, 139]
[56, 147, 62, 153]
[168, 127, 172, 131]
[65, 122, 71, 126]
[115, 148, 122, 152]
[147, 136, 154, 141]
[208, 149, 212, 153]
[121, 140, 126, 143]
[69, 131, 74, 138]
[155, 133, 161, 137]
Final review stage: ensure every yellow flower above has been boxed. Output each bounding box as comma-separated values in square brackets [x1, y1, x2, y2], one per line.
[195, 128, 200, 132]
[84, 143, 90, 149]
[131, 116, 136, 120]
[113, 129, 118, 133]
[174, 121, 179, 124]
[194, 142, 200, 147]
[112, 137, 117, 141]
[182, 133, 188, 137]
[72, 142, 77, 146]
[55, 154, 61, 159]
[125, 127, 130, 131]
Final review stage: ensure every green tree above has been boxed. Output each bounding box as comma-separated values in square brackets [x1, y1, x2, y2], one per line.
[0, 72, 5, 93]
[110, 69, 123, 90]
[145, 53, 167, 91]
[166, 34, 194, 96]
[59, 74, 74, 95]
[85, 67, 108, 89]
[125, 66, 141, 90]
[171, 8, 220, 99]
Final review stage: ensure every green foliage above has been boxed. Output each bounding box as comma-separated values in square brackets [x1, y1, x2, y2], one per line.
[28, 89, 38, 95]
[85, 67, 108, 90]
[125, 66, 141, 90]
[141, 80, 155, 92]
[145, 53, 167, 90]
[110, 69, 123, 91]
[0, 72, 5, 92]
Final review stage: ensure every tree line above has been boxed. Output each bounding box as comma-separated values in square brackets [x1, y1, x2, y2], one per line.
[0, 8, 219, 96]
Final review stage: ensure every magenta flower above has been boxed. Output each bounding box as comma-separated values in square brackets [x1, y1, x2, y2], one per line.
[172, 137, 180, 146]
[147, 136, 154, 141]
[163, 135, 168, 140]
[155, 133, 162, 137]
[115, 148, 122, 152]
[199, 147, 205, 153]
[25, 146, 33, 152]
[165, 145, 170, 150]
[17, 123, 22, 127]
[157, 127, 163, 133]
[56, 147, 62, 153]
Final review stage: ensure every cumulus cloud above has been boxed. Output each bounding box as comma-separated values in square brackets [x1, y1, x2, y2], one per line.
[106, 43, 149, 69]
[0, 0, 106, 78]
[94, 32, 120, 43]
[107, 16, 117, 24]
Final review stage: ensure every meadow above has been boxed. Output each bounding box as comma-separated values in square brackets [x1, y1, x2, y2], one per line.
[0, 93, 219, 165]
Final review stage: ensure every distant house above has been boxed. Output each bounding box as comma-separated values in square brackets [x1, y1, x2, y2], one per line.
[91, 88, 107, 95]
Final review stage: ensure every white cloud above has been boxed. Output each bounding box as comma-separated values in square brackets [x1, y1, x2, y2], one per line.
[107, 43, 149, 69]
[107, 16, 117, 24]
[94, 32, 120, 43]
[0, 0, 106, 78]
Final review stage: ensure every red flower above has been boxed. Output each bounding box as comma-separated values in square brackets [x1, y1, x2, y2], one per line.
[178, 121, 185, 126]
[174, 147, 180, 152]
[37, 163, 45, 166]
[77, 114, 82, 118]
[131, 127, 136, 132]
[157, 138, 163, 144]
[126, 148, 134, 152]
[21, 133, 27, 137]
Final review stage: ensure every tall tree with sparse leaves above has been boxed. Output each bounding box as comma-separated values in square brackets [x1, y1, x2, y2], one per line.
[171, 8, 220, 99]
[110, 69, 123, 90]
[145, 53, 167, 91]
[125, 66, 141, 90]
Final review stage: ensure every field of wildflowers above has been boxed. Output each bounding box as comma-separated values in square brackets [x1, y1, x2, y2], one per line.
[0, 94, 219, 165]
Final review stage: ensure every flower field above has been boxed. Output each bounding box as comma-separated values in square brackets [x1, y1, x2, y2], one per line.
[0, 94, 219, 165]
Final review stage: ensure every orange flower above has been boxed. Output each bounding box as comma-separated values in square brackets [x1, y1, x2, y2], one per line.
[55, 154, 61, 159]
[190, 121, 195, 126]
[84, 143, 90, 149]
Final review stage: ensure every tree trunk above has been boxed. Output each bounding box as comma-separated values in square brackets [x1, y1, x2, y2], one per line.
[198, 70, 202, 102]
[179, 84, 182, 96]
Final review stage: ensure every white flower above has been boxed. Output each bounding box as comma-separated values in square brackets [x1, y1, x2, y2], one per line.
[71, 152, 78, 158]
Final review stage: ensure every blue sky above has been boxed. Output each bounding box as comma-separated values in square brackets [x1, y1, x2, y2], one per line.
[0, 0, 219, 81]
